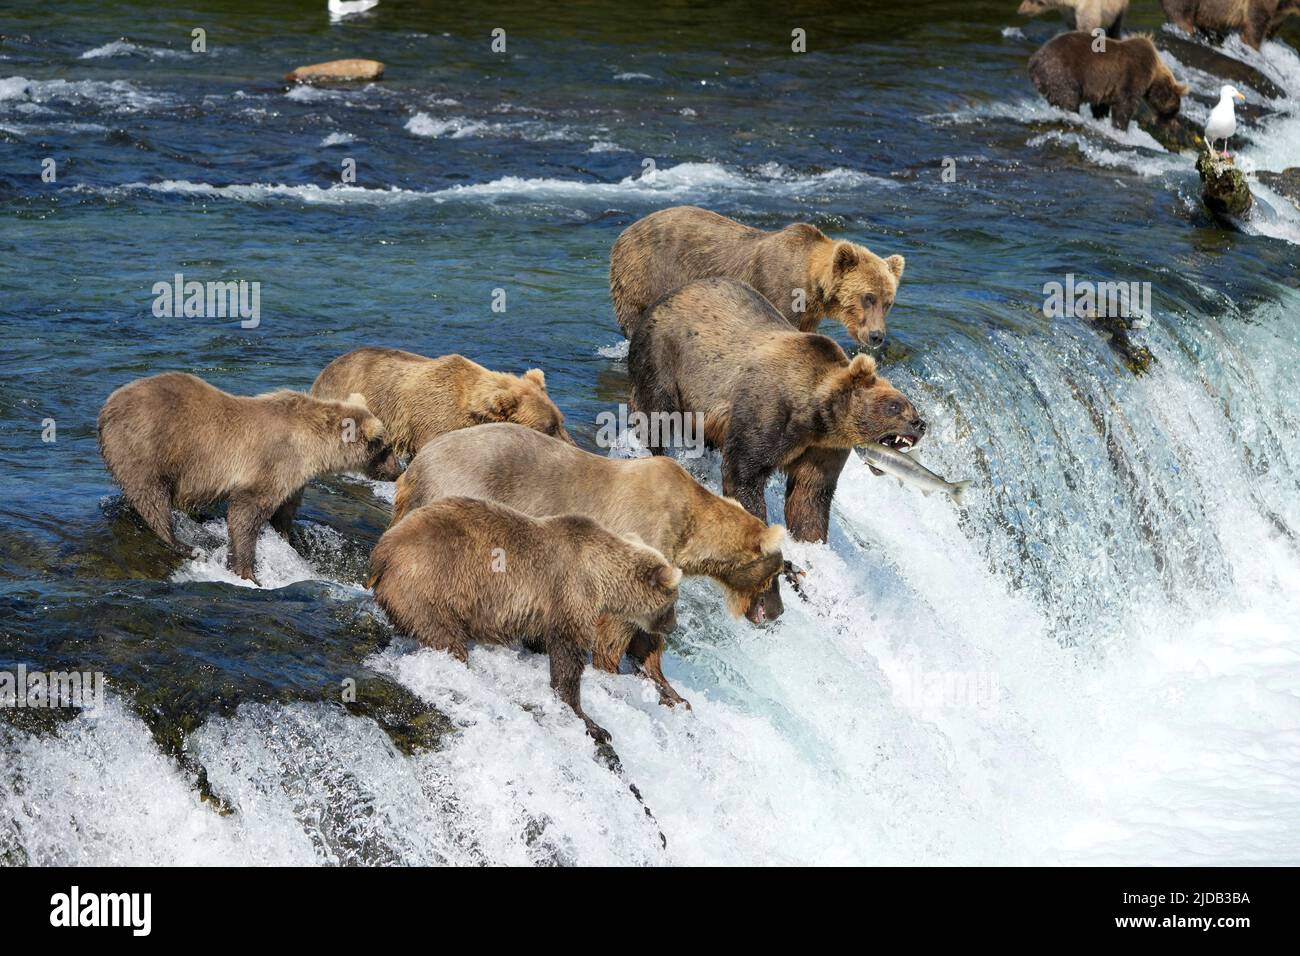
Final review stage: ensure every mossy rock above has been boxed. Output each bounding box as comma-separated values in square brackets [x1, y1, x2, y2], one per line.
[1197, 149, 1252, 219]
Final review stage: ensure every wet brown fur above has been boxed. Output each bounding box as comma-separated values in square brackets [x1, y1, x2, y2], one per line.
[627, 278, 926, 544]
[310, 347, 572, 461]
[609, 205, 905, 347]
[369, 496, 682, 743]
[1162, 0, 1300, 49]
[392, 423, 786, 705]
[97, 372, 401, 582]
[1029, 33, 1189, 129]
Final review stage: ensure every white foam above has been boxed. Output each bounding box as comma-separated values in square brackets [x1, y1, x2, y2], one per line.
[320, 131, 355, 146]
[169, 518, 349, 590]
[0, 75, 168, 112]
[90, 162, 894, 208]
[79, 39, 191, 60]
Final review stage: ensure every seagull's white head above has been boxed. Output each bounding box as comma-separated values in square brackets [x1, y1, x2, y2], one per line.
[1220, 85, 1246, 103]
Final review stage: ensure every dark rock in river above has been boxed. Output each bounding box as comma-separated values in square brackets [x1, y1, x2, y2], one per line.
[1154, 33, 1285, 101]
[1257, 168, 1300, 208]
[1197, 148, 1253, 219]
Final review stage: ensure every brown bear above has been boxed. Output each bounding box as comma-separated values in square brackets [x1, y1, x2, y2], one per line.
[391, 422, 787, 706]
[310, 347, 572, 460]
[368, 496, 682, 743]
[609, 205, 905, 349]
[97, 372, 401, 582]
[1029, 32, 1189, 129]
[1018, 0, 1129, 37]
[627, 278, 926, 544]
[1162, 0, 1300, 49]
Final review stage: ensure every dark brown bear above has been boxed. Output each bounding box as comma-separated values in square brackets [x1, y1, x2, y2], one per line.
[1163, 0, 1300, 50]
[391, 422, 787, 706]
[1029, 33, 1189, 130]
[368, 496, 682, 743]
[627, 278, 926, 544]
[97, 372, 401, 582]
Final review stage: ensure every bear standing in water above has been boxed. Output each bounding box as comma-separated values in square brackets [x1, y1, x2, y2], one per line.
[1163, 0, 1300, 50]
[1029, 33, 1188, 130]
[369, 497, 682, 744]
[392, 422, 787, 706]
[628, 278, 926, 544]
[610, 205, 905, 349]
[97, 372, 401, 582]
[1017, 0, 1129, 38]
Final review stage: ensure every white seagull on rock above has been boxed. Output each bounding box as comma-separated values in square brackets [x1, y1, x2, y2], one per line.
[1205, 84, 1246, 159]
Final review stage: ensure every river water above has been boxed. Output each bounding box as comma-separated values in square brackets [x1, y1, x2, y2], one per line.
[1, 1, 1298, 864]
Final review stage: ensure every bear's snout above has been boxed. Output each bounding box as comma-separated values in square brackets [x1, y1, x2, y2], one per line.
[744, 577, 784, 626]
[913, 417, 927, 437]
[866, 329, 886, 349]
[367, 447, 403, 482]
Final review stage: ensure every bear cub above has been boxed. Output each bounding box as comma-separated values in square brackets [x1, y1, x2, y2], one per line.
[98, 372, 401, 582]
[369, 497, 682, 743]
[311, 347, 572, 460]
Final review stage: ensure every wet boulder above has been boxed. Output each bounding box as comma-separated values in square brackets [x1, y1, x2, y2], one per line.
[1197, 148, 1253, 218]
[1257, 168, 1300, 208]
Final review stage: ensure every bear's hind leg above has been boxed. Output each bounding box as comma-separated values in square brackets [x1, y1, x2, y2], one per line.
[270, 489, 303, 537]
[126, 478, 178, 549]
[627, 629, 689, 708]
[783, 446, 850, 544]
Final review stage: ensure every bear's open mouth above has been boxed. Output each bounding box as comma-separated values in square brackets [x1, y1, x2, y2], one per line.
[868, 433, 918, 475]
[878, 433, 917, 452]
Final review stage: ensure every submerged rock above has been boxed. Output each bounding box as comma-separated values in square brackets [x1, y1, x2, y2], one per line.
[1197, 148, 1253, 219]
[1257, 168, 1300, 208]
[1155, 33, 1284, 101]
[285, 58, 385, 84]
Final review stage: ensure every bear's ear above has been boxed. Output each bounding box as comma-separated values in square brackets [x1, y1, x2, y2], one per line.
[832, 242, 859, 277]
[524, 368, 547, 389]
[885, 254, 905, 281]
[478, 387, 519, 422]
[653, 564, 683, 591]
[846, 353, 878, 387]
[345, 392, 369, 411]
[759, 524, 785, 555]
[360, 416, 385, 442]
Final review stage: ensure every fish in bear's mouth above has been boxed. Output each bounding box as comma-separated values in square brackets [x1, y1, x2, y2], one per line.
[866, 432, 918, 475]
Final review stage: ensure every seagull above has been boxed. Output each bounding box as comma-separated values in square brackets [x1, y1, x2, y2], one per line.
[1205, 84, 1246, 159]
[328, 0, 379, 21]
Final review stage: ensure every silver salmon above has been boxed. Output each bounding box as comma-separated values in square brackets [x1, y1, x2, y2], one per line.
[860, 442, 972, 506]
